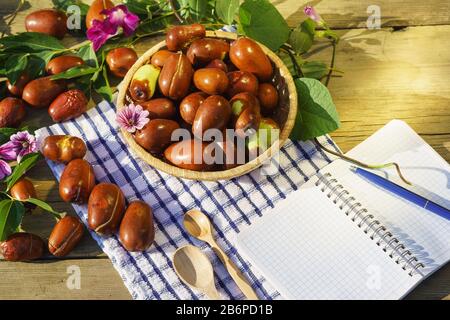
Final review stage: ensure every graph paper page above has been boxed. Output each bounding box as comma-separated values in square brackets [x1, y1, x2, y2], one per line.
[236, 182, 418, 299]
[236, 120, 449, 299]
[337, 120, 450, 274]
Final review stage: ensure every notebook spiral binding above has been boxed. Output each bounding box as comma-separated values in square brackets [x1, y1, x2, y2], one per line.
[315, 173, 425, 277]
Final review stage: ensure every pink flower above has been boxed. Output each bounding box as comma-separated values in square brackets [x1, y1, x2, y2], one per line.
[0, 143, 17, 161]
[3, 131, 37, 163]
[103, 5, 140, 36]
[116, 104, 149, 133]
[87, 19, 117, 51]
[0, 160, 11, 180]
[87, 4, 140, 51]
[304, 6, 323, 24]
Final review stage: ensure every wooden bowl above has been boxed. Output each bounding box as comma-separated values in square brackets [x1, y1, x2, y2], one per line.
[117, 30, 297, 181]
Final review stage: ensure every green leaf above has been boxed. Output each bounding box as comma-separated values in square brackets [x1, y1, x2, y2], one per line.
[5, 54, 28, 85]
[238, 0, 290, 51]
[77, 43, 98, 68]
[188, 0, 208, 22]
[124, 0, 157, 17]
[315, 28, 339, 43]
[93, 66, 113, 102]
[50, 65, 99, 80]
[288, 19, 316, 54]
[0, 200, 25, 241]
[301, 61, 329, 80]
[52, 0, 89, 15]
[25, 198, 64, 219]
[5, 153, 42, 191]
[0, 32, 65, 52]
[216, 0, 239, 24]
[290, 78, 340, 141]
[0, 128, 19, 145]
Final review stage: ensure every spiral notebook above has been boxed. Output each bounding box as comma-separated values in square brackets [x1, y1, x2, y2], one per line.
[236, 120, 450, 299]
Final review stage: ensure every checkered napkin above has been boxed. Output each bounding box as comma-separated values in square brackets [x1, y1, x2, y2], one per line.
[35, 100, 340, 300]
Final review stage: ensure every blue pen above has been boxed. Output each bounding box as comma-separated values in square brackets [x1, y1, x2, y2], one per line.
[351, 166, 450, 221]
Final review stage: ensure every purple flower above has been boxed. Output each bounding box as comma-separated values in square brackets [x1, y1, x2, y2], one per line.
[0, 143, 17, 161]
[103, 5, 140, 36]
[304, 6, 323, 24]
[87, 19, 117, 51]
[87, 4, 140, 51]
[0, 160, 11, 180]
[116, 103, 150, 133]
[3, 131, 37, 163]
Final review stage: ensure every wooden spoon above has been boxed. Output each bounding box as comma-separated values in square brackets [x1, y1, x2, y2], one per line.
[184, 209, 259, 300]
[173, 245, 221, 299]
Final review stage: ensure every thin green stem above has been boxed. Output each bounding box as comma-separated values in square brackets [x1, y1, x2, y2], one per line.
[168, 0, 184, 23]
[280, 45, 303, 78]
[324, 40, 336, 86]
[130, 30, 166, 45]
[314, 138, 412, 185]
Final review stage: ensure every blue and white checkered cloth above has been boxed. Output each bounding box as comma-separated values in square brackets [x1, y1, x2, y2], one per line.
[35, 100, 340, 300]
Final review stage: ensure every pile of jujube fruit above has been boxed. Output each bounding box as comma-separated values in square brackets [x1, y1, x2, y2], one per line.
[126, 24, 282, 171]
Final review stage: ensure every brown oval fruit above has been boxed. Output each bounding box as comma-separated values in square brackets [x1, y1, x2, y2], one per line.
[22, 76, 66, 108]
[158, 53, 193, 100]
[192, 95, 231, 138]
[0, 97, 26, 128]
[206, 59, 228, 73]
[193, 68, 229, 95]
[179, 92, 207, 125]
[150, 50, 175, 68]
[41, 135, 87, 163]
[59, 159, 96, 204]
[230, 37, 273, 81]
[46, 56, 84, 75]
[230, 92, 261, 138]
[135, 119, 180, 154]
[187, 38, 230, 66]
[106, 47, 138, 78]
[48, 216, 84, 257]
[164, 139, 212, 171]
[235, 106, 261, 137]
[88, 183, 125, 236]
[166, 24, 206, 51]
[129, 64, 160, 102]
[86, 0, 114, 29]
[0, 233, 44, 261]
[258, 83, 278, 115]
[25, 9, 67, 39]
[140, 98, 176, 119]
[7, 73, 30, 96]
[119, 201, 155, 252]
[10, 177, 37, 201]
[49, 89, 88, 122]
[226, 71, 259, 98]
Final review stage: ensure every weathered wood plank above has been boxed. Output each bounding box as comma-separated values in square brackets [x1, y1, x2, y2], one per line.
[0, 259, 131, 299]
[0, 258, 448, 299]
[1, 0, 450, 30]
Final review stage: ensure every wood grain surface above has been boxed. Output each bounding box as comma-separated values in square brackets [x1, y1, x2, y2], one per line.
[0, 0, 449, 300]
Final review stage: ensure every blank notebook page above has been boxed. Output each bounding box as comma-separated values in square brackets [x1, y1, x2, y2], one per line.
[237, 183, 418, 300]
[338, 120, 450, 273]
[236, 120, 450, 299]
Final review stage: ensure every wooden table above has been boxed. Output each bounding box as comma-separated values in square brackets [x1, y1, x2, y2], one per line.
[0, 0, 449, 300]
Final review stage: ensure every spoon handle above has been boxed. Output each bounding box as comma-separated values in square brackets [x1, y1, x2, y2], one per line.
[211, 241, 259, 300]
[205, 285, 221, 300]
